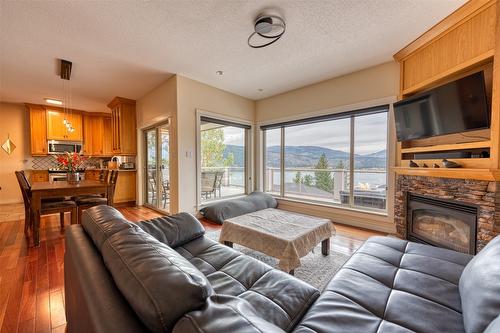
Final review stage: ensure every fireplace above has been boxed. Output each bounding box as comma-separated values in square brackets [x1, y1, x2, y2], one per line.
[407, 193, 477, 254]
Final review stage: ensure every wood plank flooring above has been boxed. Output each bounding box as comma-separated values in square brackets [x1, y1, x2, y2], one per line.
[0, 206, 384, 333]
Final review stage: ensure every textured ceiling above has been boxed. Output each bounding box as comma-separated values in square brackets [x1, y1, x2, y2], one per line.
[0, 0, 466, 112]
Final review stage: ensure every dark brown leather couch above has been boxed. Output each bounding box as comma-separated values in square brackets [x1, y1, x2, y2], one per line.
[65, 206, 500, 333]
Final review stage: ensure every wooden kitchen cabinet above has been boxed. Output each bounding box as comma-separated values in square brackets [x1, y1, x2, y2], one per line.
[82, 115, 93, 155]
[29, 170, 49, 183]
[84, 169, 101, 181]
[28, 105, 48, 155]
[83, 115, 111, 156]
[47, 110, 83, 141]
[103, 117, 113, 156]
[113, 171, 136, 204]
[107, 97, 136, 155]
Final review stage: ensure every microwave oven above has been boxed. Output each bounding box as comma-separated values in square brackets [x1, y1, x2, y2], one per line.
[48, 141, 83, 154]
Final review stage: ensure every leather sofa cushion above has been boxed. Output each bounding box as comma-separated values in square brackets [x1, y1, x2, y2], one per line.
[199, 191, 277, 224]
[101, 226, 213, 333]
[485, 315, 500, 333]
[81, 205, 135, 251]
[138, 212, 205, 247]
[173, 295, 286, 333]
[294, 236, 472, 333]
[174, 236, 319, 331]
[459, 235, 500, 333]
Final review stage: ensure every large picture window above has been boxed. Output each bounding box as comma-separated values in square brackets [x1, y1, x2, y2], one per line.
[262, 105, 388, 212]
[199, 116, 250, 203]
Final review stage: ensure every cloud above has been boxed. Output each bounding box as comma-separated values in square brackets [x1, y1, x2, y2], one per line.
[221, 113, 388, 155]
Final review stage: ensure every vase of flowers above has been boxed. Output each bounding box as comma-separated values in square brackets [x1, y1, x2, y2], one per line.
[56, 152, 88, 184]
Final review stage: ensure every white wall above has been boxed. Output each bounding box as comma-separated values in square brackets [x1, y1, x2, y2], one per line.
[176, 75, 255, 213]
[136, 75, 178, 212]
[0, 102, 32, 204]
[255, 62, 400, 233]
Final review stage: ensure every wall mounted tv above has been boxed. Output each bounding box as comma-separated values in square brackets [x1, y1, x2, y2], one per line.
[394, 71, 490, 142]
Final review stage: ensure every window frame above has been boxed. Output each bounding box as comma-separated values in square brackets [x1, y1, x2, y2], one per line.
[196, 109, 253, 209]
[262, 105, 390, 214]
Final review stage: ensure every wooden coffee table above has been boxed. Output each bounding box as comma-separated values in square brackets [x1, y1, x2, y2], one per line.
[219, 208, 335, 274]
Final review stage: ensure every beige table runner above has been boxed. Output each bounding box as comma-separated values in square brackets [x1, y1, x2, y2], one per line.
[220, 208, 335, 272]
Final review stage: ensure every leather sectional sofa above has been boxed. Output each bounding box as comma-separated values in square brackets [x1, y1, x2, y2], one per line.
[65, 206, 500, 333]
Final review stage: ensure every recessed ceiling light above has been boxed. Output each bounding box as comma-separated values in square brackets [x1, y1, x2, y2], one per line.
[216, 70, 224, 76]
[44, 98, 63, 105]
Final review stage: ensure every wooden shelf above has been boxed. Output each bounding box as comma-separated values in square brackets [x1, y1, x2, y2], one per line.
[400, 140, 491, 154]
[392, 167, 500, 181]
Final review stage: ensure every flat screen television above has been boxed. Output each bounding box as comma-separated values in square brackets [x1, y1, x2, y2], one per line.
[394, 72, 490, 142]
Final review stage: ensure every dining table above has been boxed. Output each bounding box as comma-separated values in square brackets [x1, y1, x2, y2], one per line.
[30, 180, 111, 246]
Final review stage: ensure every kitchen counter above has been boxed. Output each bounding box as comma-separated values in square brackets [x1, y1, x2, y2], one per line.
[85, 168, 137, 172]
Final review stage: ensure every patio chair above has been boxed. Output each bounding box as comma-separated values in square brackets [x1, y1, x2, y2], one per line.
[214, 171, 224, 197]
[201, 171, 217, 199]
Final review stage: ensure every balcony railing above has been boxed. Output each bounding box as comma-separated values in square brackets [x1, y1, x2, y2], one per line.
[201, 166, 245, 201]
[265, 167, 387, 210]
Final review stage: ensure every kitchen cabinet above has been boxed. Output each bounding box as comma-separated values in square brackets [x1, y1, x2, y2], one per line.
[28, 105, 48, 155]
[84, 169, 101, 181]
[83, 115, 112, 156]
[29, 170, 49, 183]
[103, 117, 113, 156]
[47, 110, 83, 141]
[113, 170, 136, 204]
[107, 97, 136, 155]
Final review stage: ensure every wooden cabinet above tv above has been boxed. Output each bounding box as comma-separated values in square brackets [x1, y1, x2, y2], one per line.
[393, 0, 500, 180]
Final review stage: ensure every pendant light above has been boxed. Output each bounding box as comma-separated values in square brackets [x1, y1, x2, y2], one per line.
[60, 59, 75, 133]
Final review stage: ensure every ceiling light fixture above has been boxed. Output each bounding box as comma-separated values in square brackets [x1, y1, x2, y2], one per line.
[216, 70, 224, 76]
[248, 14, 286, 49]
[44, 98, 63, 105]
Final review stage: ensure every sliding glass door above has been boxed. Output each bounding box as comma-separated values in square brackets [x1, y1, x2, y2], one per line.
[144, 123, 170, 213]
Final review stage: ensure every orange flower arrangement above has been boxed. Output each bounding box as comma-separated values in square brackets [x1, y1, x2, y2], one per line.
[56, 152, 88, 173]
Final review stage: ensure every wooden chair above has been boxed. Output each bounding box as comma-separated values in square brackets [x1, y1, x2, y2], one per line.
[76, 170, 118, 223]
[73, 169, 109, 200]
[15, 171, 77, 238]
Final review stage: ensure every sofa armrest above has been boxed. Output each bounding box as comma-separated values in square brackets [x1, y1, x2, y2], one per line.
[173, 295, 286, 333]
[137, 212, 205, 247]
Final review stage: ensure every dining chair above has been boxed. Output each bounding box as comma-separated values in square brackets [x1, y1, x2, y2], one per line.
[15, 171, 77, 238]
[73, 169, 109, 201]
[76, 170, 118, 223]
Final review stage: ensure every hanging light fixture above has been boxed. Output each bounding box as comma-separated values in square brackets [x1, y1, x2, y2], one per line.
[59, 59, 75, 133]
[247, 14, 286, 48]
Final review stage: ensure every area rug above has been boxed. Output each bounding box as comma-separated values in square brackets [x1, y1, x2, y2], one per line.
[205, 230, 350, 291]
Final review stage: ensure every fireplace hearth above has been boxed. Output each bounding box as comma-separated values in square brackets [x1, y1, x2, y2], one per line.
[407, 193, 477, 254]
[395, 175, 500, 252]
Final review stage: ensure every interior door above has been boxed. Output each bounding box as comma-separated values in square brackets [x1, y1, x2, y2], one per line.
[144, 122, 170, 213]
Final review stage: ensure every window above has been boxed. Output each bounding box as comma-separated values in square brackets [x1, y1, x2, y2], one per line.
[264, 128, 281, 195]
[262, 105, 388, 213]
[199, 116, 250, 203]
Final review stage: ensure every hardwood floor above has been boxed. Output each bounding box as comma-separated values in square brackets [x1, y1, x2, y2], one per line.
[0, 206, 384, 333]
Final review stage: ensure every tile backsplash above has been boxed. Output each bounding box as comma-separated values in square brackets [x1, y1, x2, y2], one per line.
[31, 156, 109, 170]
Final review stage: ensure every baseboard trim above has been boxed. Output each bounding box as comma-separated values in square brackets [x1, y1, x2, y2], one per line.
[113, 201, 136, 208]
[277, 199, 396, 234]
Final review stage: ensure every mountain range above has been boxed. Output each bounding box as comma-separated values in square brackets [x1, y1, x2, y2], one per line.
[223, 145, 386, 169]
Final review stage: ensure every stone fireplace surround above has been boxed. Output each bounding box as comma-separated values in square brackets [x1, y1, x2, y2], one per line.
[395, 175, 500, 252]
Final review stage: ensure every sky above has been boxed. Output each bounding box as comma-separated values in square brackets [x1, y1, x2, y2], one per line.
[223, 112, 388, 155]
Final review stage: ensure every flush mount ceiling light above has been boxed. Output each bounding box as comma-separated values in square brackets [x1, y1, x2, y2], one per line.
[248, 14, 286, 48]
[44, 98, 63, 105]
